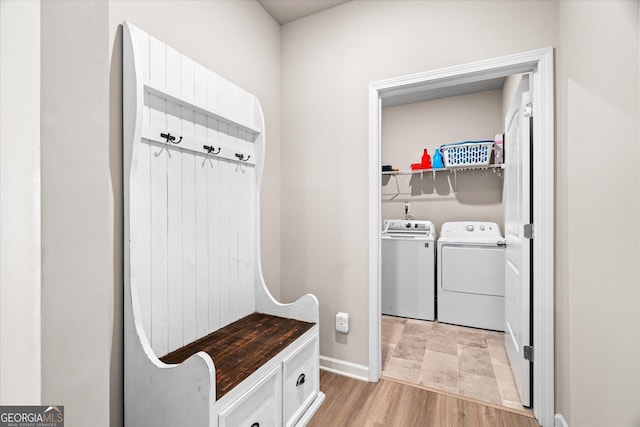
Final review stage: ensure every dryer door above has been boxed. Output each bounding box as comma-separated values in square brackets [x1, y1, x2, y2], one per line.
[439, 244, 505, 296]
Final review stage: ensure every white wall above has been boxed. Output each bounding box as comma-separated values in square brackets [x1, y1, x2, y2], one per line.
[0, 0, 41, 405]
[381, 90, 504, 233]
[556, 1, 640, 425]
[280, 0, 558, 368]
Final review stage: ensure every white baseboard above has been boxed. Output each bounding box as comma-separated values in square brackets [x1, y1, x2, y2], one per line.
[319, 355, 369, 382]
[555, 414, 569, 427]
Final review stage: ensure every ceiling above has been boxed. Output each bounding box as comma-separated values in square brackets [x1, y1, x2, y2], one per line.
[258, 0, 350, 25]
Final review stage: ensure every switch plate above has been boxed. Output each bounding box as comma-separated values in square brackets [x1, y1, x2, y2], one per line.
[336, 312, 349, 334]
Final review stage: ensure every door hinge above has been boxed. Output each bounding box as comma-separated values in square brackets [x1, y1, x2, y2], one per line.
[524, 345, 534, 362]
[524, 223, 534, 239]
[523, 102, 533, 118]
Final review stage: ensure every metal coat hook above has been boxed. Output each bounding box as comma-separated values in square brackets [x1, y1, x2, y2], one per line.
[160, 132, 182, 144]
[235, 153, 250, 162]
[203, 145, 221, 155]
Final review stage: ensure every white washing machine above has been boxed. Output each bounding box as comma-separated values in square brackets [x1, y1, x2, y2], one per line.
[381, 220, 436, 321]
[437, 221, 505, 331]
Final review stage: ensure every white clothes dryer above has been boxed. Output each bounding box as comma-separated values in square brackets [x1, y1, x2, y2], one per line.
[437, 221, 505, 331]
[381, 220, 436, 321]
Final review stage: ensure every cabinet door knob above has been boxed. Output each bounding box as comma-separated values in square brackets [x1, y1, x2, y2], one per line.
[296, 373, 306, 387]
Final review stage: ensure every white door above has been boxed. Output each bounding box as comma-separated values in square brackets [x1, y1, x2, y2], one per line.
[504, 75, 532, 407]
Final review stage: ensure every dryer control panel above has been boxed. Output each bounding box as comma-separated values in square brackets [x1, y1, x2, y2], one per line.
[440, 221, 502, 239]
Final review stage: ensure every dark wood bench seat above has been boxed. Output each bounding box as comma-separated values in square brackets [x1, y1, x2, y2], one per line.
[160, 312, 315, 400]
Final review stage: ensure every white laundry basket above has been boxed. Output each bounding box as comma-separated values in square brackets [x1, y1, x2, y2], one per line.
[441, 141, 494, 168]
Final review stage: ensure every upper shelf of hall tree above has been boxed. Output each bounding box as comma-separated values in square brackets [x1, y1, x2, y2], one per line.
[130, 28, 263, 165]
[144, 81, 261, 136]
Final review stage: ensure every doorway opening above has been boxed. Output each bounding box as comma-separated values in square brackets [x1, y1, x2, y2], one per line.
[368, 48, 554, 426]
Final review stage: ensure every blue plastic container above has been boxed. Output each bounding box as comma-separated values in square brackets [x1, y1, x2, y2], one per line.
[433, 148, 444, 169]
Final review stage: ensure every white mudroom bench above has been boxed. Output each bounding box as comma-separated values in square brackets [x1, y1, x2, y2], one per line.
[122, 22, 324, 427]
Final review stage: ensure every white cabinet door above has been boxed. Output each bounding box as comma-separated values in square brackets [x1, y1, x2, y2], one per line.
[504, 74, 532, 407]
[282, 336, 319, 427]
[219, 366, 282, 427]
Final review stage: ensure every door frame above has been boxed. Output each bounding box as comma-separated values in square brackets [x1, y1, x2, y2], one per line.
[367, 48, 554, 426]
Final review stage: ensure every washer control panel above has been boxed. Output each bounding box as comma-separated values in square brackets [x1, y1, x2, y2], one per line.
[383, 220, 434, 235]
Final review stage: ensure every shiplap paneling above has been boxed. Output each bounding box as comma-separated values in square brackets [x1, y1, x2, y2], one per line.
[238, 164, 256, 317]
[167, 146, 183, 352]
[181, 150, 197, 346]
[132, 29, 259, 355]
[135, 141, 152, 344]
[228, 161, 240, 321]
[203, 66, 217, 109]
[207, 155, 221, 333]
[136, 30, 151, 127]
[217, 157, 231, 327]
[150, 141, 169, 356]
[181, 58, 196, 139]
[194, 153, 209, 339]
[139, 141, 257, 354]
[149, 36, 166, 87]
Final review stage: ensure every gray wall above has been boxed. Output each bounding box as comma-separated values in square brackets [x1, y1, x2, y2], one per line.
[381, 90, 504, 234]
[41, 2, 114, 425]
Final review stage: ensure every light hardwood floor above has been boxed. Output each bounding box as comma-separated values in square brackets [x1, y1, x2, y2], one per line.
[309, 371, 540, 427]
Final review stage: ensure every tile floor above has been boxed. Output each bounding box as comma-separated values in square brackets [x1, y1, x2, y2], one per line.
[381, 315, 526, 411]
